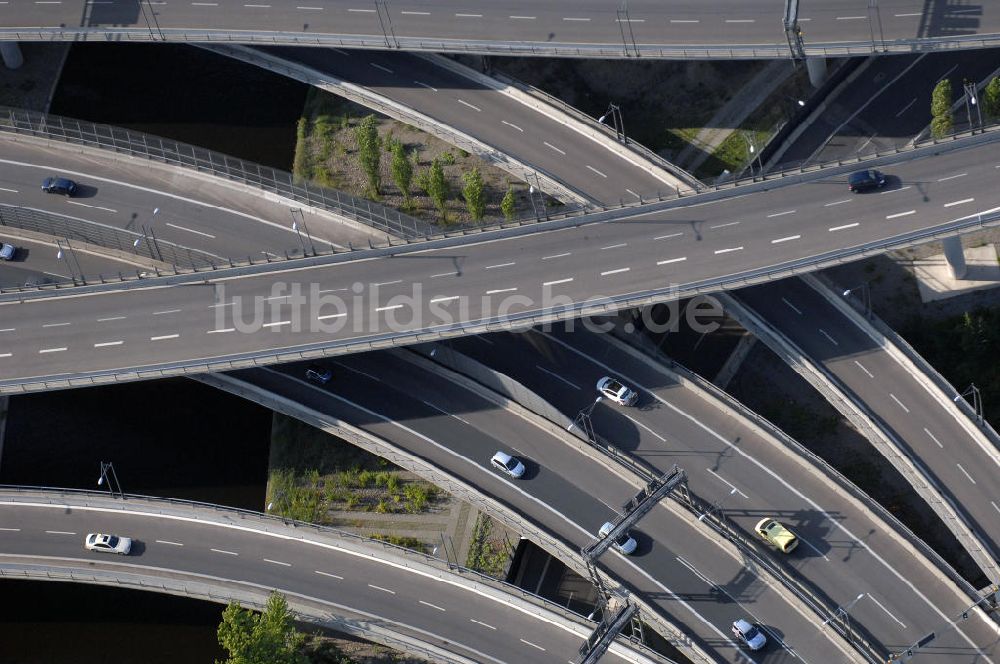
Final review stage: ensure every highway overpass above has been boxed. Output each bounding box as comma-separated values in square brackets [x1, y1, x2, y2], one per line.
[3, 1, 1000, 58]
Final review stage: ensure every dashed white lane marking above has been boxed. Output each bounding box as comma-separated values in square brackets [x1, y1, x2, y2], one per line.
[600, 267, 630, 276]
[400, 10, 429, 14]
[150, 334, 179, 341]
[714, 246, 743, 254]
[208, 302, 233, 309]
[543, 141, 566, 155]
[0, 354, 10, 359]
[586, 165, 608, 178]
[829, 222, 859, 231]
[956, 463, 977, 484]
[42, 322, 71, 328]
[429, 296, 459, 304]
[0, 328, 13, 333]
[45, 530, 75, 534]
[509, 15, 536, 19]
[895, 98, 917, 117]
[153, 309, 181, 315]
[670, 19, 699, 22]
[97, 316, 127, 322]
[771, 234, 801, 244]
[601, 243, 627, 250]
[886, 210, 915, 219]
[992, 501, 1000, 516]
[854, 360, 874, 378]
[725, 18, 753, 22]
[210, 548, 238, 555]
[315, 570, 344, 579]
[536, 365, 580, 390]
[374, 279, 401, 286]
[654, 232, 684, 240]
[937, 173, 967, 182]
[710, 221, 739, 229]
[470, 619, 496, 629]
[262, 320, 291, 328]
[706, 468, 749, 498]
[456, 99, 481, 112]
[375, 304, 403, 312]
[207, 327, 236, 334]
[501, 120, 524, 132]
[818, 329, 838, 345]
[165, 222, 215, 238]
[414, 80, 437, 91]
[485, 287, 517, 294]
[657, 257, 686, 265]
[782, 298, 802, 315]
[626, 188, 641, 200]
[895, 12, 921, 17]
[563, 16, 590, 21]
[155, 539, 183, 546]
[39, 347, 67, 354]
[0, 187, 18, 193]
[431, 271, 458, 278]
[454, 12, 481, 17]
[615, 17, 644, 22]
[542, 278, 573, 286]
[190, 3, 217, 6]
[767, 210, 796, 218]
[881, 185, 911, 195]
[368, 584, 396, 594]
[296, 5, 322, 9]
[244, 4, 271, 7]
[94, 341, 123, 348]
[824, 199, 852, 207]
[889, 393, 910, 413]
[330, 48, 349, 56]
[485, 261, 515, 269]
[317, 313, 347, 320]
[264, 558, 291, 566]
[0, 528, 21, 531]
[542, 252, 571, 260]
[419, 600, 446, 611]
[836, 15, 865, 20]
[944, 198, 974, 207]
[370, 63, 393, 74]
[867, 594, 907, 629]
[520, 639, 545, 652]
[622, 413, 666, 442]
[347, 7, 375, 11]
[924, 427, 944, 449]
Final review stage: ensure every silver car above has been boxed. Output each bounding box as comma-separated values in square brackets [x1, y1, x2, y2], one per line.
[490, 451, 525, 478]
[731, 618, 766, 650]
[599, 521, 637, 555]
[0, 243, 14, 261]
[84, 532, 132, 555]
[596, 376, 639, 406]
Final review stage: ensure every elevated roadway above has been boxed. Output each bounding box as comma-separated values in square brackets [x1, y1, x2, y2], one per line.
[5, 131, 1000, 389]
[4, 1, 1000, 58]
[0, 488, 664, 664]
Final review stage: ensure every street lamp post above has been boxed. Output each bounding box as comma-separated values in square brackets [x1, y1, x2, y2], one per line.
[964, 82, 983, 133]
[954, 384, 984, 423]
[698, 487, 737, 523]
[842, 283, 872, 320]
[97, 461, 124, 499]
[568, 396, 603, 444]
[823, 592, 866, 642]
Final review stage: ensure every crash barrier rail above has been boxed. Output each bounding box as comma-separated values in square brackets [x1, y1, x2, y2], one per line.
[4, 108, 1000, 293]
[0, 483, 667, 658]
[4, 28, 1000, 60]
[0, 106, 430, 240]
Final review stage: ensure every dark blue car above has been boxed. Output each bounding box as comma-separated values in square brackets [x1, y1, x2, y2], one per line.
[41, 177, 78, 196]
[848, 169, 886, 192]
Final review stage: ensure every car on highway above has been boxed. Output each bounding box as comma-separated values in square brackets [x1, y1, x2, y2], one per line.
[598, 521, 637, 555]
[0, 242, 15, 261]
[84, 532, 132, 555]
[731, 618, 766, 650]
[305, 364, 332, 384]
[596, 376, 639, 406]
[847, 169, 886, 192]
[41, 176, 79, 196]
[490, 451, 525, 478]
[754, 518, 799, 553]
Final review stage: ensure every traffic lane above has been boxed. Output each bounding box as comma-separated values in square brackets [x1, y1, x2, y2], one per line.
[737, 278, 1000, 557]
[0, 140, 378, 257]
[7, 135, 1000, 382]
[0, 236, 146, 288]
[0, 504, 585, 664]
[264, 46, 671, 204]
[227, 365, 845, 663]
[448, 326, 1000, 658]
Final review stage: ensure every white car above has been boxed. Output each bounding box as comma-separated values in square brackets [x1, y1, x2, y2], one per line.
[85, 532, 132, 555]
[731, 618, 766, 651]
[598, 521, 637, 555]
[596, 376, 639, 406]
[0, 242, 15, 261]
[490, 451, 525, 478]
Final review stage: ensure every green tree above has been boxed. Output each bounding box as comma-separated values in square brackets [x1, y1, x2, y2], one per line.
[931, 79, 953, 138]
[427, 157, 449, 221]
[354, 114, 381, 198]
[216, 591, 308, 664]
[390, 142, 414, 205]
[462, 167, 486, 221]
[983, 77, 1000, 121]
[500, 185, 516, 220]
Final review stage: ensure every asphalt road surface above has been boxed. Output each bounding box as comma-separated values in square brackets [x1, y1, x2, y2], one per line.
[0, 235, 146, 288]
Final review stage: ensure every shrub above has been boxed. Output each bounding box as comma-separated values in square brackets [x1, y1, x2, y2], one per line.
[354, 114, 382, 197]
[500, 186, 516, 220]
[426, 158, 450, 221]
[462, 167, 486, 221]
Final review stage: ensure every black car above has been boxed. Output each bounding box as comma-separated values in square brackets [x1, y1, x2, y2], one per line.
[305, 364, 332, 384]
[848, 169, 886, 192]
[41, 177, 78, 196]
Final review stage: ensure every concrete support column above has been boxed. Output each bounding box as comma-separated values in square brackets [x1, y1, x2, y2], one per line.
[942, 235, 968, 280]
[806, 57, 827, 88]
[0, 42, 23, 70]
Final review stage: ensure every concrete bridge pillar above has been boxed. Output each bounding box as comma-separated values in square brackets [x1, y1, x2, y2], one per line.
[806, 57, 827, 88]
[942, 235, 968, 280]
[1, 42, 23, 70]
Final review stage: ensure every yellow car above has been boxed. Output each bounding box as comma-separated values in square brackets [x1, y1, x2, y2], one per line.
[754, 518, 799, 553]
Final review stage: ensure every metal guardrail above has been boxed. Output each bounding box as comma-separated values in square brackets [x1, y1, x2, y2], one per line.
[5, 28, 1000, 60]
[0, 106, 429, 239]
